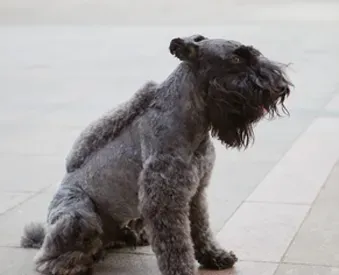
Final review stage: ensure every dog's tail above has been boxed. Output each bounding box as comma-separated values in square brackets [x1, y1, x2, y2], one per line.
[20, 222, 45, 249]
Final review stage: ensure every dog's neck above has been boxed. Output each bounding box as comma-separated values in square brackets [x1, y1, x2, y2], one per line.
[157, 62, 210, 149]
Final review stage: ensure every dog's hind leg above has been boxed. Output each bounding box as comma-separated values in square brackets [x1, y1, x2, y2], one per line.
[34, 188, 103, 275]
[103, 218, 149, 252]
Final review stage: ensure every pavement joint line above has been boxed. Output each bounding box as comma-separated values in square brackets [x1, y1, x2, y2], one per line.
[0, 184, 54, 217]
[0, 191, 35, 194]
[0, 152, 64, 157]
[223, 116, 339, 270]
[278, 160, 339, 268]
[278, 261, 339, 269]
[0, 192, 37, 217]
[243, 113, 337, 204]
[0, 190, 35, 194]
[215, 197, 244, 235]
[1, 246, 338, 269]
[321, 111, 339, 117]
[213, 133, 304, 234]
[114, 250, 154, 256]
[216, 118, 317, 233]
[0, 189, 50, 193]
[244, 200, 311, 206]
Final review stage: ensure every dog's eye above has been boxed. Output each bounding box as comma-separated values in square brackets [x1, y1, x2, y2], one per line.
[193, 35, 206, 42]
[231, 55, 241, 64]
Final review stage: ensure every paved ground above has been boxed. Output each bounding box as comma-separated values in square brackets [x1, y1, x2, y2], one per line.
[1, 1, 339, 274]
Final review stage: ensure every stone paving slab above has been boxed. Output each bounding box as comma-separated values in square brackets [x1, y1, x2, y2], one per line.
[0, 155, 63, 192]
[275, 264, 339, 275]
[217, 202, 310, 262]
[0, 123, 81, 157]
[0, 192, 52, 247]
[247, 117, 339, 204]
[0, 247, 279, 275]
[0, 247, 39, 275]
[0, 192, 33, 215]
[282, 161, 339, 267]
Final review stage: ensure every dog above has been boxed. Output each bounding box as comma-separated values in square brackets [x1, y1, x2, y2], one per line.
[21, 34, 292, 275]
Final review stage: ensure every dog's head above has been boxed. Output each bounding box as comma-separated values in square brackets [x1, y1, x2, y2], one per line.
[169, 34, 293, 149]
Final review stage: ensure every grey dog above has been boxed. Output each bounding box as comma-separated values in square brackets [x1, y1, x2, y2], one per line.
[21, 34, 292, 275]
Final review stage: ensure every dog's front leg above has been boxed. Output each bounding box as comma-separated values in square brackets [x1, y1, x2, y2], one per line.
[189, 140, 238, 270]
[139, 154, 199, 275]
[190, 182, 238, 270]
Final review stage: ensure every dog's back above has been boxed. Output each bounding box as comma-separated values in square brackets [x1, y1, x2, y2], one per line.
[65, 81, 158, 173]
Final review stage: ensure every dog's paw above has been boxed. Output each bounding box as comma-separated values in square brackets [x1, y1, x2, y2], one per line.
[92, 249, 106, 263]
[136, 228, 150, 246]
[104, 241, 126, 250]
[121, 226, 139, 248]
[198, 249, 238, 270]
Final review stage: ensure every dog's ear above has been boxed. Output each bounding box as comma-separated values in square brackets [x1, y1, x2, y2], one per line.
[169, 38, 199, 62]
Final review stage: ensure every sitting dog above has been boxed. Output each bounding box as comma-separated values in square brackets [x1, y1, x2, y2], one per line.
[21, 34, 292, 275]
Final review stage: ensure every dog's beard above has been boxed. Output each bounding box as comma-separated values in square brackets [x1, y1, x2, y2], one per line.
[206, 70, 290, 149]
[206, 82, 258, 149]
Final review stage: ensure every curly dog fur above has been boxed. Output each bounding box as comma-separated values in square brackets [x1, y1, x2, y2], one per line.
[21, 34, 293, 275]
